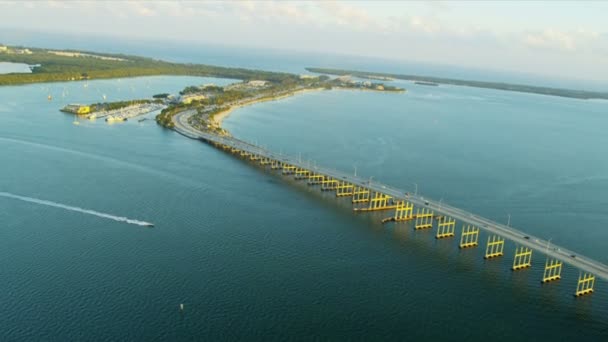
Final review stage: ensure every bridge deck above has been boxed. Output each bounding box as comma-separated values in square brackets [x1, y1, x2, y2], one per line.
[173, 111, 608, 282]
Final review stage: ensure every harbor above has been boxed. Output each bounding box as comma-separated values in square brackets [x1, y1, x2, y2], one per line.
[62, 102, 166, 122]
[93, 102, 165, 122]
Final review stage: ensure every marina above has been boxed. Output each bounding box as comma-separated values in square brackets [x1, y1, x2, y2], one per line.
[89, 102, 166, 121]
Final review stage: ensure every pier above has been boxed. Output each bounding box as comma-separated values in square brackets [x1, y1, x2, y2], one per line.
[172, 111, 608, 299]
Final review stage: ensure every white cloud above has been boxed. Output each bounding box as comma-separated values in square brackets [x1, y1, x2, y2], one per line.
[522, 28, 600, 52]
[523, 29, 575, 51]
[317, 1, 375, 29]
[408, 15, 442, 34]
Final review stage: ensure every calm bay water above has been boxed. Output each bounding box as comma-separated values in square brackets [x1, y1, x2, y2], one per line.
[1, 69, 608, 339]
[0, 62, 32, 74]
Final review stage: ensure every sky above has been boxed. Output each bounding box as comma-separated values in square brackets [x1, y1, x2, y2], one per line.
[1, 0, 607, 82]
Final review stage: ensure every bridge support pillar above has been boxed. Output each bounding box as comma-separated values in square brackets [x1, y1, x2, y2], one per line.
[270, 160, 281, 169]
[352, 187, 370, 203]
[282, 164, 296, 175]
[512, 246, 533, 270]
[414, 208, 434, 229]
[321, 177, 339, 191]
[575, 272, 595, 297]
[367, 192, 392, 211]
[541, 258, 562, 283]
[294, 168, 310, 179]
[436, 216, 456, 238]
[308, 174, 324, 185]
[484, 235, 505, 259]
[336, 181, 354, 197]
[394, 201, 414, 221]
[459, 225, 480, 248]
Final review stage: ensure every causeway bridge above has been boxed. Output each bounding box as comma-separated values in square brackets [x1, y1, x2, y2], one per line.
[173, 111, 607, 298]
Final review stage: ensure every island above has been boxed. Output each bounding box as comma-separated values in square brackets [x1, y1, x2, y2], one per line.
[414, 81, 439, 87]
[306, 67, 608, 100]
[59, 75, 401, 130]
[26, 47, 405, 131]
[2, 44, 403, 130]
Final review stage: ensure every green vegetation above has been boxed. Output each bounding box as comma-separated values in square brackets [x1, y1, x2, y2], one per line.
[201, 85, 224, 92]
[179, 86, 202, 95]
[0, 45, 300, 86]
[306, 67, 608, 100]
[156, 104, 189, 128]
[153, 93, 170, 99]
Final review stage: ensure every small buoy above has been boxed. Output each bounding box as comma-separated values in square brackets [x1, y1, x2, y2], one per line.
[179, 303, 184, 311]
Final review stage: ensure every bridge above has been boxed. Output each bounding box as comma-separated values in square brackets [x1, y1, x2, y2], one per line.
[173, 110, 607, 298]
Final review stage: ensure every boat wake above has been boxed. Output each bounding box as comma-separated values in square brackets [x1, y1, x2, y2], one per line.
[0, 192, 153, 227]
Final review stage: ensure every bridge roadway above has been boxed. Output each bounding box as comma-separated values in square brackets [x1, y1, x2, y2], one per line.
[174, 111, 608, 282]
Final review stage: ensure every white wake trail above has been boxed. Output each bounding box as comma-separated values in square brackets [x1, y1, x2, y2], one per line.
[0, 192, 153, 227]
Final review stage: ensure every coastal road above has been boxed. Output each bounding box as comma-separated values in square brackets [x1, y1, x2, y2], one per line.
[172, 110, 608, 282]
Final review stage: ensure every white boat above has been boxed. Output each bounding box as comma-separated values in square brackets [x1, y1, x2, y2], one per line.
[105, 115, 125, 122]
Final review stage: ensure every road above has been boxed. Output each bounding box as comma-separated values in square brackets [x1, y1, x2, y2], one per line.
[173, 110, 608, 282]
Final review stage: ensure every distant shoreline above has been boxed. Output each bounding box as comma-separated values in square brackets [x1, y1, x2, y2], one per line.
[306, 67, 608, 100]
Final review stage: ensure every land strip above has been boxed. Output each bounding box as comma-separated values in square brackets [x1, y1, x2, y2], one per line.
[306, 67, 608, 100]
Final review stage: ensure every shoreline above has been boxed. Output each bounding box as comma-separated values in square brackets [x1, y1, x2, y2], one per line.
[211, 87, 326, 127]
